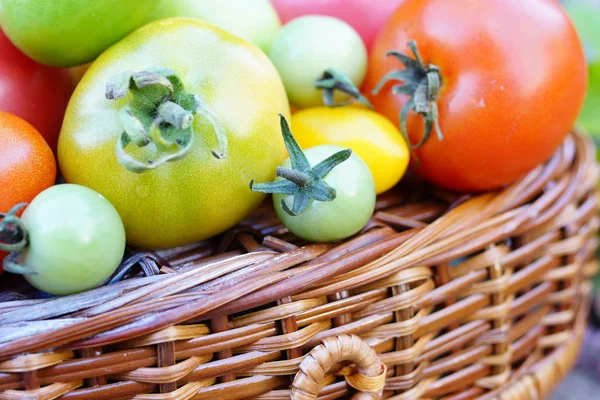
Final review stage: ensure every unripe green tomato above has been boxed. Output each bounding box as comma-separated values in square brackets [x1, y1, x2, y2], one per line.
[19, 184, 126, 296]
[268, 16, 367, 108]
[273, 145, 375, 242]
[147, 0, 281, 52]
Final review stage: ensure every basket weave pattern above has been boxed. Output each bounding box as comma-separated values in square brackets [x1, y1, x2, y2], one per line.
[0, 133, 597, 399]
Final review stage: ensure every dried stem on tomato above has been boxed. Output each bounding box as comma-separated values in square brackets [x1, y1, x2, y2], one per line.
[106, 67, 227, 173]
[372, 40, 443, 149]
[315, 68, 373, 109]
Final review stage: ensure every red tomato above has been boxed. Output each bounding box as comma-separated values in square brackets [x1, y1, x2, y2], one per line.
[364, 0, 587, 192]
[0, 30, 73, 151]
[0, 112, 56, 267]
[270, 0, 404, 50]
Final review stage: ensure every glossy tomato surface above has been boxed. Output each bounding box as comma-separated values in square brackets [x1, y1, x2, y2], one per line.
[291, 107, 409, 194]
[59, 19, 289, 249]
[364, 0, 587, 192]
[271, 0, 405, 50]
[0, 0, 160, 67]
[0, 30, 73, 151]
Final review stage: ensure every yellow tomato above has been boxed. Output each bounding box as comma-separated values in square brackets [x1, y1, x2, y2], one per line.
[291, 107, 409, 194]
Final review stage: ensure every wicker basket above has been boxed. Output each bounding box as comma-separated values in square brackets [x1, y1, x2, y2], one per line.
[0, 132, 597, 400]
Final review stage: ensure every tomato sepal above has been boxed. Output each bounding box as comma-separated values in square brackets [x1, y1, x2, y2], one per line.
[250, 114, 352, 216]
[106, 67, 228, 173]
[372, 41, 443, 150]
[315, 68, 373, 109]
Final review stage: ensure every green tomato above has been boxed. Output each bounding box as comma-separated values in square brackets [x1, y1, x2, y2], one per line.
[59, 19, 289, 249]
[18, 184, 126, 296]
[0, 0, 160, 67]
[274, 145, 375, 242]
[147, 0, 281, 52]
[268, 15, 368, 108]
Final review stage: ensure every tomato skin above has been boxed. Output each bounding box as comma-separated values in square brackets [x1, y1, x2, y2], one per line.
[0, 31, 73, 151]
[291, 107, 409, 194]
[18, 184, 126, 296]
[59, 19, 289, 249]
[271, 0, 405, 50]
[0, 112, 56, 214]
[273, 145, 375, 242]
[364, 0, 587, 192]
[0, 0, 160, 67]
[147, 0, 281, 52]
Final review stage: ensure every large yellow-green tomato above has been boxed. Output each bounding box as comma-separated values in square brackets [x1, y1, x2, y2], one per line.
[58, 19, 289, 249]
[291, 107, 409, 194]
[147, 0, 281, 52]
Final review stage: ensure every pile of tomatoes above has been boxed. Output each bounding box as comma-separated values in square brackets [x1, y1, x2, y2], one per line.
[0, 0, 587, 296]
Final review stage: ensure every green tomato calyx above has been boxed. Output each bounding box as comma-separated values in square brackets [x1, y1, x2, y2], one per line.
[106, 67, 228, 173]
[250, 114, 351, 216]
[315, 68, 373, 109]
[0, 203, 35, 276]
[372, 40, 443, 150]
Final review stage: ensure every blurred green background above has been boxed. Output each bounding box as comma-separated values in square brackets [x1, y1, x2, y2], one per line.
[564, 0, 600, 139]
[563, 0, 600, 294]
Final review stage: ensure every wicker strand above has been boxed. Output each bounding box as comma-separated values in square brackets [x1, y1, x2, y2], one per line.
[291, 334, 386, 399]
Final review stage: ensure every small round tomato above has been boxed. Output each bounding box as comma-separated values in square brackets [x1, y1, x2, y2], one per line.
[1, 185, 126, 296]
[364, 0, 587, 192]
[291, 107, 409, 194]
[268, 16, 367, 108]
[59, 19, 289, 249]
[0, 0, 160, 67]
[271, 0, 405, 50]
[0, 30, 73, 151]
[274, 145, 375, 242]
[147, 0, 281, 52]
[251, 115, 375, 242]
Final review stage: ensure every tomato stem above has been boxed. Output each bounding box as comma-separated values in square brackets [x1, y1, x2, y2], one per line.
[105, 67, 228, 173]
[315, 68, 373, 109]
[0, 203, 36, 275]
[372, 40, 443, 150]
[250, 114, 351, 216]
[0, 203, 28, 253]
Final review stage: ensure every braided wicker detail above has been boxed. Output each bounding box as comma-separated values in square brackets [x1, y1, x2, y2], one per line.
[291, 334, 386, 399]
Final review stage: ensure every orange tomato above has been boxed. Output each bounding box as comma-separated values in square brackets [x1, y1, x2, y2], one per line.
[0, 112, 56, 267]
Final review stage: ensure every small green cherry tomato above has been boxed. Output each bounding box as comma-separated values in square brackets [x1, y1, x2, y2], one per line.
[1, 184, 126, 296]
[268, 15, 367, 108]
[251, 116, 375, 242]
[275, 145, 375, 242]
[147, 0, 281, 52]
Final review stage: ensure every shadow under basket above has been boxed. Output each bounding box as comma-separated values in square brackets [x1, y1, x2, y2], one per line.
[0, 132, 598, 400]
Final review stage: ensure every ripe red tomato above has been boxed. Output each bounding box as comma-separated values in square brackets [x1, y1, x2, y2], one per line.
[0, 112, 56, 267]
[270, 0, 404, 50]
[0, 30, 73, 151]
[364, 0, 587, 192]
